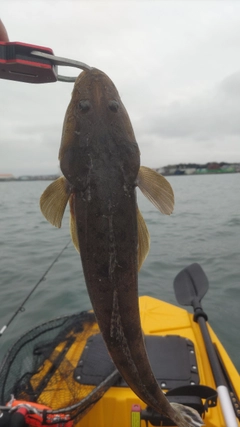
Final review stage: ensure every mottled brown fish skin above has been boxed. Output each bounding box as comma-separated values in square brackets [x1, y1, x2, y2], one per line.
[59, 68, 179, 421]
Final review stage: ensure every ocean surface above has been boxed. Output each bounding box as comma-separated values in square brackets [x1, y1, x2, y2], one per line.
[0, 174, 239, 372]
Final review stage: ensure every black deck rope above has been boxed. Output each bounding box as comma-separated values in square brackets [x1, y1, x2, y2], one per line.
[0, 240, 71, 337]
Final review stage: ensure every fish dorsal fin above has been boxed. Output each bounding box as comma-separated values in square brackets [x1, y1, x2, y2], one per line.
[137, 166, 174, 215]
[137, 206, 150, 271]
[40, 176, 71, 228]
[69, 194, 80, 253]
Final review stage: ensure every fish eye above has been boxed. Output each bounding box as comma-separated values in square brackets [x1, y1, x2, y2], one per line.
[79, 100, 90, 112]
[108, 100, 119, 112]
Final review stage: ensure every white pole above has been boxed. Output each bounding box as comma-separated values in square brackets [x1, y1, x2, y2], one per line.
[217, 385, 239, 427]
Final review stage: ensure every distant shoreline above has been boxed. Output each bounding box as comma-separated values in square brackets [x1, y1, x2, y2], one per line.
[0, 175, 60, 182]
[0, 170, 239, 182]
[162, 171, 239, 177]
[1, 162, 240, 181]
[156, 161, 240, 176]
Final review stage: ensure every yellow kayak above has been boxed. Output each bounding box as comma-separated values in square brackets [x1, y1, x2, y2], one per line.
[0, 264, 239, 427]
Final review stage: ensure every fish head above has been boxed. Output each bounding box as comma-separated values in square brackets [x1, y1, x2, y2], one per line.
[59, 68, 140, 190]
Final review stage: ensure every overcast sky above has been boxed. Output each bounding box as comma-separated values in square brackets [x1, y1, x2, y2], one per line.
[1, 0, 240, 176]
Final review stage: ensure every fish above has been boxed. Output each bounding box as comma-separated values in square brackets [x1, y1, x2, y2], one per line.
[40, 68, 202, 427]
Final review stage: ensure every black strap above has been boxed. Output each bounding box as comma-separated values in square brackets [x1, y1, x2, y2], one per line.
[166, 384, 218, 412]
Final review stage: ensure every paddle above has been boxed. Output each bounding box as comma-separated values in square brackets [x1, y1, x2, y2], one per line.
[173, 263, 238, 427]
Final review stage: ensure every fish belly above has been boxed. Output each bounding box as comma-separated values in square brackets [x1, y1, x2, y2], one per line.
[73, 182, 161, 404]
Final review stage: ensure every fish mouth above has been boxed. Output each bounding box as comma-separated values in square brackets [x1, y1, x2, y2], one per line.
[74, 68, 120, 108]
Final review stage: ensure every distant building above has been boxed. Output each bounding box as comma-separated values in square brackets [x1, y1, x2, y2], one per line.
[18, 176, 31, 181]
[0, 173, 15, 181]
[18, 174, 60, 181]
[156, 167, 167, 174]
[185, 168, 196, 175]
[221, 164, 237, 173]
[159, 165, 178, 175]
[207, 162, 220, 170]
[195, 168, 208, 174]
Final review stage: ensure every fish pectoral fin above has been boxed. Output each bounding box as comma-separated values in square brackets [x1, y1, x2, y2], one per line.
[69, 194, 80, 253]
[137, 206, 150, 271]
[40, 176, 71, 228]
[137, 166, 174, 215]
[170, 403, 204, 427]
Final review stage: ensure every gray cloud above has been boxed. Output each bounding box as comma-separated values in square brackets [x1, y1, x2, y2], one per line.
[135, 72, 240, 142]
[1, 0, 240, 174]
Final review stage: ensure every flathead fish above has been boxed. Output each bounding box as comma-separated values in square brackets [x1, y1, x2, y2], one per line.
[40, 68, 202, 427]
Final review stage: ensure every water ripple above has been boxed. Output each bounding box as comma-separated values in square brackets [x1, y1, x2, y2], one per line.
[1, 176, 240, 371]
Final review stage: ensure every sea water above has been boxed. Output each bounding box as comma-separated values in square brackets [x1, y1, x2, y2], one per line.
[0, 174, 239, 370]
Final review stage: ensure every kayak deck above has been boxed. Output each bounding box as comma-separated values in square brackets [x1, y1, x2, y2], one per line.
[77, 296, 240, 427]
[0, 296, 239, 427]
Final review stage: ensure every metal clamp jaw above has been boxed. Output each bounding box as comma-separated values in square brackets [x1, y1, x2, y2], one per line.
[0, 41, 92, 84]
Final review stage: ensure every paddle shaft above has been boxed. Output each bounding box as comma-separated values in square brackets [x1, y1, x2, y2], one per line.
[197, 315, 238, 427]
[174, 264, 239, 427]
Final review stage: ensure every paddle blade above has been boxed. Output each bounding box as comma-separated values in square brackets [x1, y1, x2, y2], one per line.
[173, 263, 209, 306]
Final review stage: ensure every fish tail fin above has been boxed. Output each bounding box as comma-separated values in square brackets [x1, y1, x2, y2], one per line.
[137, 205, 150, 270]
[69, 194, 80, 253]
[40, 176, 71, 227]
[170, 403, 204, 427]
[137, 166, 174, 215]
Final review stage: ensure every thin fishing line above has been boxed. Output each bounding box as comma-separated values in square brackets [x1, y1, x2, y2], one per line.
[0, 240, 71, 337]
